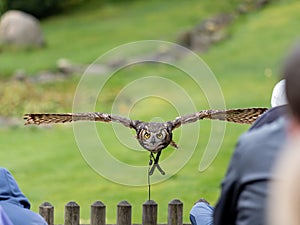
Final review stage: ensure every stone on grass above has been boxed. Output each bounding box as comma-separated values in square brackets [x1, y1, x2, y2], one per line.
[0, 10, 45, 48]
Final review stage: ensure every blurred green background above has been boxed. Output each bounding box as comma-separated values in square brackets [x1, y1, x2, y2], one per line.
[0, 0, 299, 224]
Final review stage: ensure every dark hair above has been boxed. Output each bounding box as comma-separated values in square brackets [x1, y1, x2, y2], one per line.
[283, 44, 300, 120]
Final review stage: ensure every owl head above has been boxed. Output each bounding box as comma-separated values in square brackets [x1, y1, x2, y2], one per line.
[135, 122, 172, 153]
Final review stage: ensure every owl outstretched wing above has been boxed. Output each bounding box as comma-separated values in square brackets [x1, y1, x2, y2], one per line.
[24, 108, 268, 128]
[24, 112, 136, 128]
[24, 107, 268, 176]
[170, 107, 268, 130]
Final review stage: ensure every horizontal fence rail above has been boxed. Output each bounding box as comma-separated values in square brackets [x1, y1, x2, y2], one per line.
[39, 199, 192, 225]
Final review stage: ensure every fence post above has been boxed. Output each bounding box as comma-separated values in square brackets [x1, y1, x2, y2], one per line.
[168, 199, 183, 225]
[39, 202, 54, 225]
[65, 201, 80, 225]
[142, 200, 157, 225]
[117, 200, 132, 225]
[91, 201, 106, 225]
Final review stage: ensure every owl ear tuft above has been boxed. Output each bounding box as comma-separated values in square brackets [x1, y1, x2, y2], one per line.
[131, 120, 143, 131]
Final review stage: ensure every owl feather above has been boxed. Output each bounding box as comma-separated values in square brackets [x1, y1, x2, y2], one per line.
[24, 107, 268, 175]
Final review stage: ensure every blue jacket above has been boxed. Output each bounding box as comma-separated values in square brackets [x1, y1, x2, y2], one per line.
[0, 205, 13, 225]
[213, 118, 287, 225]
[0, 168, 47, 225]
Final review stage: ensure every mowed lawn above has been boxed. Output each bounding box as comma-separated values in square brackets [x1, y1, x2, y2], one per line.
[1, 0, 300, 223]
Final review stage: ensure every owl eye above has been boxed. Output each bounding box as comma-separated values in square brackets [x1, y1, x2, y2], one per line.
[156, 132, 163, 139]
[143, 131, 151, 139]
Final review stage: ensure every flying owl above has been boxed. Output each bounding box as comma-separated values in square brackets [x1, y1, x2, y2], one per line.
[24, 107, 268, 175]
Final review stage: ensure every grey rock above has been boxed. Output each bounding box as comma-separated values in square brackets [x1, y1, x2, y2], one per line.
[0, 10, 45, 47]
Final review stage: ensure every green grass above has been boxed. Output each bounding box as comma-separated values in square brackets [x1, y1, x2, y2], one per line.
[0, 123, 247, 224]
[0, 0, 242, 76]
[1, 0, 300, 223]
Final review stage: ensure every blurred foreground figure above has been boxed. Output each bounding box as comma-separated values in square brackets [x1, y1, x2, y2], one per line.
[0, 168, 47, 225]
[190, 80, 288, 225]
[0, 206, 13, 225]
[268, 44, 300, 225]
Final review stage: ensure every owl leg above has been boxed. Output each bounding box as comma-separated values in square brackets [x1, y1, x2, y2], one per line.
[149, 151, 165, 176]
[170, 140, 178, 149]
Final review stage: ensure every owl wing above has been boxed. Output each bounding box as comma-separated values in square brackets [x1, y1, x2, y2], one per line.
[24, 112, 136, 128]
[169, 107, 269, 130]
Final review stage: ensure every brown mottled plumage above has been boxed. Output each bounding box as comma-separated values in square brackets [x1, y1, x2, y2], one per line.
[24, 107, 268, 175]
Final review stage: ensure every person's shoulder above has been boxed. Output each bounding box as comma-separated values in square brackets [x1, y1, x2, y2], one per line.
[229, 118, 287, 176]
[245, 117, 286, 141]
[236, 117, 287, 155]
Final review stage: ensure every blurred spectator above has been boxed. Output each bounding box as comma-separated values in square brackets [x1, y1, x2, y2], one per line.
[190, 80, 288, 225]
[0, 167, 47, 225]
[0, 206, 13, 225]
[268, 44, 300, 225]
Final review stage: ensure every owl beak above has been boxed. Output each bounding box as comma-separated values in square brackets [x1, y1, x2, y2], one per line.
[150, 136, 156, 145]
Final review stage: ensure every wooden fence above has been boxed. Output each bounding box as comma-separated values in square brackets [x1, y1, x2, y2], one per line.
[39, 199, 191, 225]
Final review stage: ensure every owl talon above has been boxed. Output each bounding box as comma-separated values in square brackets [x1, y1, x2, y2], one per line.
[149, 159, 153, 166]
[157, 164, 165, 175]
[149, 167, 154, 176]
[149, 163, 165, 176]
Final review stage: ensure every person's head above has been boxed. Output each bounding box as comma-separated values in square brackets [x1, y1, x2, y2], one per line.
[283, 44, 300, 129]
[271, 80, 287, 107]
